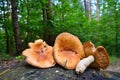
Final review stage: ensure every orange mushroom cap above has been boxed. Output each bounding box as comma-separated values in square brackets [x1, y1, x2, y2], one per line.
[83, 41, 110, 70]
[22, 39, 56, 68]
[54, 32, 85, 69]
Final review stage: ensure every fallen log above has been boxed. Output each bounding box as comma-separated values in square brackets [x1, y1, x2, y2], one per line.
[0, 61, 120, 80]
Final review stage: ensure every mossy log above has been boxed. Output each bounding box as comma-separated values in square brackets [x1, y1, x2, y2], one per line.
[0, 61, 120, 80]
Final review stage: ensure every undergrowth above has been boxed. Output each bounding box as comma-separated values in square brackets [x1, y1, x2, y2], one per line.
[110, 56, 120, 63]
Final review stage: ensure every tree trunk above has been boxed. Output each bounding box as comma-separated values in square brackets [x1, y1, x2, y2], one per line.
[61, 1, 65, 22]
[41, 0, 47, 44]
[11, 0, 23, 56]
[25, 0, 30, 47]
[84, 0, 87, 17]
[114, 0, 119, 57]
[41, 0, 55, 46]
[96, 0, 100, 21]
[87, 0, 91, 21]
[84, 0, 91, 21]
[2, 0, 10, 54]
[0, 62, 120, 80]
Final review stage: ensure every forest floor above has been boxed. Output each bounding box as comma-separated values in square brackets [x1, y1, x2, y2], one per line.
[106, 60, 120, 73]
[0, 58, 120, 73]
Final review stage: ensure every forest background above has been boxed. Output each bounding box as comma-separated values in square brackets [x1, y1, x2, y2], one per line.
[0, 0, 120, 60]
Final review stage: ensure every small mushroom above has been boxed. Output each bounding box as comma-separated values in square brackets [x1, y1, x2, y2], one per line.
[22, 39, 56, 68]
[54, 32, 85, 69]
[76, 41, 110, 74]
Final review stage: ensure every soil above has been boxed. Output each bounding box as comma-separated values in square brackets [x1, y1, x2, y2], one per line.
[106, 60, 120, 73]
[0, 59, 21, 72]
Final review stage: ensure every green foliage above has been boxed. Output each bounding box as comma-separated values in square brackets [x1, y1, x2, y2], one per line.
[0, 29, 6, 53]
[15, 55, 24, 62]
[110, 56, 120, 63]
[1, 54, 11, 60]
[0, 0, 120, 57]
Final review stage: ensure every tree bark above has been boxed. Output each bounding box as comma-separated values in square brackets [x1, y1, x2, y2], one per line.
[11, 0, 23, 56]
[114, 0, 119, 57]
[2, 0, 10, 54]
[61, 1, 65, 22]
[96, 0, 100, 21]
[41, 0, 55, 46]
[87, 0, 91, 21]
[41, 0, 47, 44]
[84, 0, 91, 21]
[84, 0, 87, 17]
[25, 0, 30, 47]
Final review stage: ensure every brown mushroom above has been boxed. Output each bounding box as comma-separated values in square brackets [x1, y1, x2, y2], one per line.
[54, 32, 85, 69]
[83, 41, 96, 57]
[76, 41, 110, 74]
[22, 39, 56, 68]
[91, 46, 110, 69]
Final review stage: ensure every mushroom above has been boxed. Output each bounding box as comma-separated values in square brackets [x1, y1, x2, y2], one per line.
[76, 41, 110, 74]
[22, 39, 56, 68]
[54, 32, 85, 69]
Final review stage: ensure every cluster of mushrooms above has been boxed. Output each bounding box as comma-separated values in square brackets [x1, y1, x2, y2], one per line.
[22, 32, 109, 74]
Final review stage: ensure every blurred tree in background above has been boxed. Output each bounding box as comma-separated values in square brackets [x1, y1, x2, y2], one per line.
[0, 0, 120, 57]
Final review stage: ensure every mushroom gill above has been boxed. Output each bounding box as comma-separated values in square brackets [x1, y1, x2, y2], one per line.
[22, 39, 56, 68]
[53, 32, 85, 69]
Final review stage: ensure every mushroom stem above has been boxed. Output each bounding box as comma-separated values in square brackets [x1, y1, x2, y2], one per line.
[75, 55, 95, 74]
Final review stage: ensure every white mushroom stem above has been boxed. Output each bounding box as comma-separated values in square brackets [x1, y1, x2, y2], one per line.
[75, 55, 95, 74]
